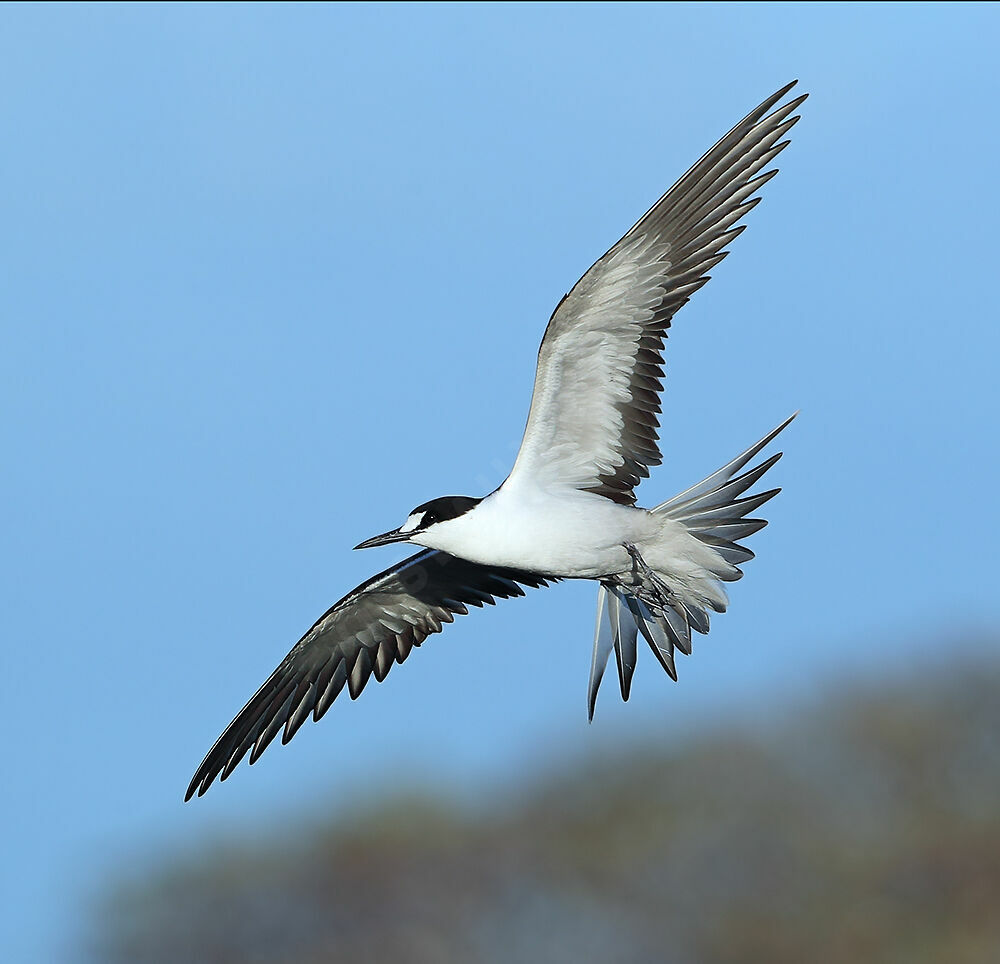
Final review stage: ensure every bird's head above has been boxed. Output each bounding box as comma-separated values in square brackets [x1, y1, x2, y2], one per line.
[354, 495, 482, 551]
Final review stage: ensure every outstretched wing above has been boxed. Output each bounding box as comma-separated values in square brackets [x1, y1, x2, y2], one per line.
[186, 551, 552, 799]
[506, 81, 806, 504]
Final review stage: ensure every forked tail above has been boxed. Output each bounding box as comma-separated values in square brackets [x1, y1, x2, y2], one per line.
[587, 413, 796, 720]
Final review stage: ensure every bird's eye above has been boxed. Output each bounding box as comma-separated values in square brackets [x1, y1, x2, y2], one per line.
[424, 511, 437, 524]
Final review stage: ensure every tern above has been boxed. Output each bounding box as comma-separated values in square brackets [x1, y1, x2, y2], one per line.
[186, 81, 806, 800]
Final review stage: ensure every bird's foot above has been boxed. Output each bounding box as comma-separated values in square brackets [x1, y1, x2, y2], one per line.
[622, 543, 674, 613]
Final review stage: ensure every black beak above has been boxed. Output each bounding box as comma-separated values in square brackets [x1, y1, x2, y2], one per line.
[353, 528, 410, 550]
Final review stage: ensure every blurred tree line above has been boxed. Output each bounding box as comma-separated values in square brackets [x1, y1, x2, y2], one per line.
[98, 653, 1000, 963]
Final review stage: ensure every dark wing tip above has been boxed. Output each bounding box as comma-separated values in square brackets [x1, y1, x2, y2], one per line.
[784, 91, 809, 112]
[184, 771, 209, 802]
[773, 79, 801, 101]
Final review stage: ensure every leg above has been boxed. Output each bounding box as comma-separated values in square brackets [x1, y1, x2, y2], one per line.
[623, 543, 674, 612]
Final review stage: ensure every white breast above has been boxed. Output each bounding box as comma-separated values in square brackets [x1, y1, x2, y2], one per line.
[410, 481, 658, 578]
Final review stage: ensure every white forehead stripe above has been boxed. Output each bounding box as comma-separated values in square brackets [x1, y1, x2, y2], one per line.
[399, 513, 425, 534]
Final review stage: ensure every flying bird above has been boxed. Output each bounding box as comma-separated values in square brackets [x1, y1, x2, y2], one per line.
[186, 81, 806, 800]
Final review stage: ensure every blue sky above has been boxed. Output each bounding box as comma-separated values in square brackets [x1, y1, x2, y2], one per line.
[3, 3, 999, 959]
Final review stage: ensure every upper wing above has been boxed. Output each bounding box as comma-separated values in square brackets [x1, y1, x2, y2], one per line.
[186, 551, 552, 799]
[506, 82, 806, 504]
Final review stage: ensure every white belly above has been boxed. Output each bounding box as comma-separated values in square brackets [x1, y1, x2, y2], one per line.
[410, 482, 661, 578]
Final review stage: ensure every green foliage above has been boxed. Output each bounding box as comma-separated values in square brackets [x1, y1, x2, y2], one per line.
[99, 657, 1000, 963]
